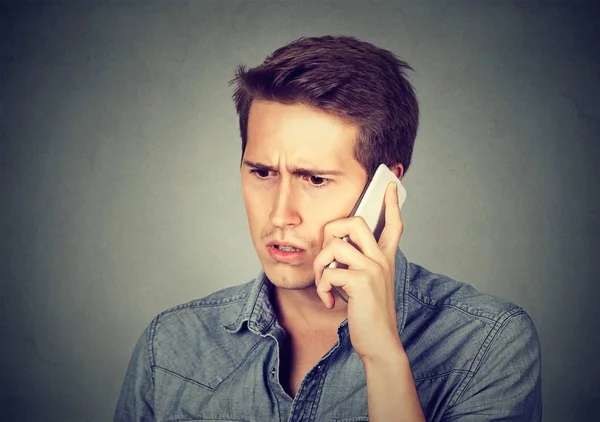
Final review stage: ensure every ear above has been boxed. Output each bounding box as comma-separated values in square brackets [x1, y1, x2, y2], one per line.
[389, 163, 404, 180]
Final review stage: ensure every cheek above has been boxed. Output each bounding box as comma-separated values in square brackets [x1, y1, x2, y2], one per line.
[306, 193, 356, 221]
[300, 201, 339, 246]
[242, 186, 270, 226]
[241, 177, 258, 208]
[306, 194, 359, 244]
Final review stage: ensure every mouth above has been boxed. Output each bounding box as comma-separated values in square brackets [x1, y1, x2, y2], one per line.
[272, 244, 304, 252]
[266, 241, 305, 251]
[266, 241, 306, 263]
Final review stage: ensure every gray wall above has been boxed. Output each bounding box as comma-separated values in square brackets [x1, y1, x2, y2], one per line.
[1, 1, 598, 421]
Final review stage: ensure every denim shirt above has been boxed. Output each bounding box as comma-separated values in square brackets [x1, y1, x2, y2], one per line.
[114, 248, 542, 421]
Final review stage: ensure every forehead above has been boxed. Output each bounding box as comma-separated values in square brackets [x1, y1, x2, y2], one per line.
[245, 100, 359, 167]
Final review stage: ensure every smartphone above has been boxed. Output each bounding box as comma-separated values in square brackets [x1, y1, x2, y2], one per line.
[327, 164, 407, 302]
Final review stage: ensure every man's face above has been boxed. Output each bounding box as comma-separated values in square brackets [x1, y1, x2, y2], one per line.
[241, 100, 368, 290]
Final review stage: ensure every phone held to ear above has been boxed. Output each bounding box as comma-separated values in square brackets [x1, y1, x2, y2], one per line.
[327, 164, 407, 303]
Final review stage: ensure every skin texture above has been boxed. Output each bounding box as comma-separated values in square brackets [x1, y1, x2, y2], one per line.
[241, 100, 367, 291]
[240, 100, 425, 420]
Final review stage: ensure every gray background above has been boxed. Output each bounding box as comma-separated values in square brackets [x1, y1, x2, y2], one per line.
[1, 0, 598, 421]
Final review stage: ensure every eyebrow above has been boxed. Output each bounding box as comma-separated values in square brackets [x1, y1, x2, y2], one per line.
[242, 160, 346, 177]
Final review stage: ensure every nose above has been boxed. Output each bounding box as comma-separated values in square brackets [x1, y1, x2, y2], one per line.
[269, 178, 301, 229]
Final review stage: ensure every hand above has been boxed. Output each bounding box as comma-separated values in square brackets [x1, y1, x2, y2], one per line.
[313, 182, 405, 362]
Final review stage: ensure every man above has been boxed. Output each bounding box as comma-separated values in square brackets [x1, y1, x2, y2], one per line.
[114, 36, 542, 421]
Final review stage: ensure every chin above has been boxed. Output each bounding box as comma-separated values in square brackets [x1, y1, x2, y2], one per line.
[263, 265, 316, 290]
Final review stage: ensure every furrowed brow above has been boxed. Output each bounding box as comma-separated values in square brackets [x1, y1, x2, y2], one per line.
[290, 166, 345, 177]
[242, 160, 277, 172]
[242, 160, 345, 176]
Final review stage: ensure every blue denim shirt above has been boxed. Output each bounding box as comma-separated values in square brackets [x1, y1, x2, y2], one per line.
[114, 248, 542, 421]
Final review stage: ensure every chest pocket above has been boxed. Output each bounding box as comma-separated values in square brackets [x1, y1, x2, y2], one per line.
[153, 339, 274, 422]
[154, 324, 268, 391]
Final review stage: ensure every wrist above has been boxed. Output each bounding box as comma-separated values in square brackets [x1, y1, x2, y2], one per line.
[361, 337, 408, 369]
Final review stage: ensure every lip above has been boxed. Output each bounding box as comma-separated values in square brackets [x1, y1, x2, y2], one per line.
[266, 241, 306, 264]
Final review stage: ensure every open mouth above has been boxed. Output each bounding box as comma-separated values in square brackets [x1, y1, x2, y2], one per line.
[273, 244, 303, 252]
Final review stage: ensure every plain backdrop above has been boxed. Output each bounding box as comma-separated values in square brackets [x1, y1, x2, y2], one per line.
[1, 1, 599, 421]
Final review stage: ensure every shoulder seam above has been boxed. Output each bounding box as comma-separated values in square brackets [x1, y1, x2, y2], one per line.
[156, 294, 248, 319]
[447, 307, 526, 407]
[408, 291, 505, 324]
[148, 316, 158, 385]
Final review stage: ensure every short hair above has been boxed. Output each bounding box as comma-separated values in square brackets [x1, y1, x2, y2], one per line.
[230, 35, 419, 179]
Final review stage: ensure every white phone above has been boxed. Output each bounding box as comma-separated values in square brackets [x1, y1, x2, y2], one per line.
[327, 164, 407, 302]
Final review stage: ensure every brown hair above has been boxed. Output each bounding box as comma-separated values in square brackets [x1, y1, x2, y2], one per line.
[230, 35, 419, 179]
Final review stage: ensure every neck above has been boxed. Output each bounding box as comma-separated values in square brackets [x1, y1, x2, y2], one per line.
[271, 284, 348, 330]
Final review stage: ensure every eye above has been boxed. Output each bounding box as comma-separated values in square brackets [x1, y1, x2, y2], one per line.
[250, 169, 274, 178]
[310, 176, 326, 185]
[303, 175, 330, 188]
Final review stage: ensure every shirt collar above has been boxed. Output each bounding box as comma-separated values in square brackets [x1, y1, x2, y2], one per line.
[222, 271, 276, 335]
[223, 247, 410, 336]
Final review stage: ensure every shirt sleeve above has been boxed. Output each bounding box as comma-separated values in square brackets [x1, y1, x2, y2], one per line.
[441, 311, 542, 421]
[113, 322, 156, 422]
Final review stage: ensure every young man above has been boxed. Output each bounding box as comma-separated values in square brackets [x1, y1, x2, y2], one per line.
[115, 36, 542, 421]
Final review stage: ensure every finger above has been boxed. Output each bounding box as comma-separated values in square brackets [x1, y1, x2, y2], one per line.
[322, 215, 385, 265]
[378, 182, 403, 263]
[315, 273, 336, 309]
[317, 268, 369, 303]
[313, 237, 372, 284]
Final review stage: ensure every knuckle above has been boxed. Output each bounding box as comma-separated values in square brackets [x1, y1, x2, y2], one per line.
[331, 237, 345, 247]
[351, 215, 367, 228]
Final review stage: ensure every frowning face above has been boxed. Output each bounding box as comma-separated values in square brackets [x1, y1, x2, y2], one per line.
[241, 100, 368, 290]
